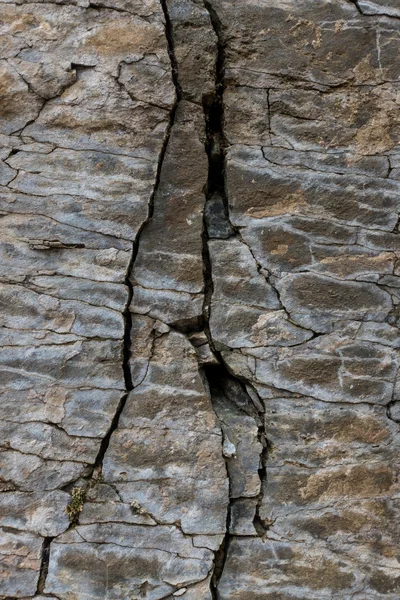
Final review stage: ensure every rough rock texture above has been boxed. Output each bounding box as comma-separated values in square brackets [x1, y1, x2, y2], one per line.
[1, 0, 400, 598]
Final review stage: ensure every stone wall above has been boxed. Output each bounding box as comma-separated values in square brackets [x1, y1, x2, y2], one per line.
[1, 0, 400, 598]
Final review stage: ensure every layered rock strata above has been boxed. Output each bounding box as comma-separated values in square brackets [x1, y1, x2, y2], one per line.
[1, 0, 399, 598]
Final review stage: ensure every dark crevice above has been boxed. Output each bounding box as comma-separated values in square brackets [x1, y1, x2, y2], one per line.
[266, 89, 273, 145]
[70, 62, 96, 72]
[393, 213, 400, 234]
[201, 0, 231, 354]
[200, 1, 273, 594]
[160, 0, 183, 102]
[204, 365, 233, 600]
[36, 537, 54, 594]
[253, 421, 273, 539]
[202, 0, 234, 243]
[169, 315, 204, 334]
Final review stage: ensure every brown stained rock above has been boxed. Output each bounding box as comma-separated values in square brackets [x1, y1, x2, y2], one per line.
[209, 238, 314, 349]
[0, 60, 43, 134]
[277, 272, 393, 332]
[253, 334, 397, 404]
[227, 146, 400, 231]
[219, 537, 360, 599]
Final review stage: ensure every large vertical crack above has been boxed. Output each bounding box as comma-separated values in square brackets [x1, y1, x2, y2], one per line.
[199, 5, 231, 596]
[86, 0, 181, 481]
[251, 391, 273, 539]
[201, 2, 274, 596]
[90, 11, 181, 474]
[201, 0, 229, 352]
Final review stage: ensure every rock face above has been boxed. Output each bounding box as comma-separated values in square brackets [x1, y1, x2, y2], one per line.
[0, 0, 399, 598]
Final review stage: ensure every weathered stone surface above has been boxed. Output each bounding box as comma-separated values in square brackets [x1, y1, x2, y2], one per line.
[358, 0, 400, 17]
[0, 1, 177, 595]
[2, 0, 400, 597]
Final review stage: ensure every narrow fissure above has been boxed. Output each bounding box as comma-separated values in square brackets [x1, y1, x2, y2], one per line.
[350, 0, 363, 15]
[204, 365, 233, 600]
[253, 416, 273, 538]
[201, 0, 231, 354]
[31, 4, 182, 593]
[35, 536, 54, 595]
[84, 0, 181, 480]
[202, 0, 233, 244]
[199, 7, 232, 594]
[90, 0, 181, 474]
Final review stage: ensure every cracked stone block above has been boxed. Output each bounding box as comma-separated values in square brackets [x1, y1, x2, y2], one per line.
[0, 491, 69, 537]
[208, 237, 315, 350]
[228, 397, 400, 599]
[0, 60, 43, 135]
[227, 146, 400, 232]
[219, 537, 364, 600]
[252, 335, 398, 404]
[103, 329, 228, 535]
[45, 525, 214, 600]
[277, 273, 393, 333]
[229, 498, 258, 536]
[166, 0, 217, 102]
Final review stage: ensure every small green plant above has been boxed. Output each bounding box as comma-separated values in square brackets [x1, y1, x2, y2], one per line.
[66, 487, 86, 524]
[130, 499, 147, 515]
